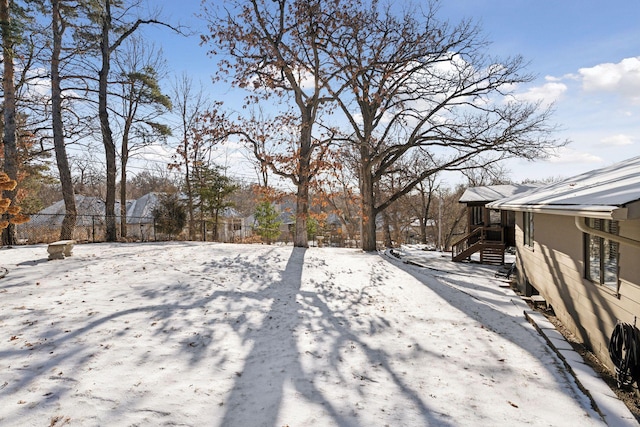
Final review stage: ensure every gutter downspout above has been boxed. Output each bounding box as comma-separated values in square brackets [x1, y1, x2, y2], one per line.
[575, 216, 640, 248]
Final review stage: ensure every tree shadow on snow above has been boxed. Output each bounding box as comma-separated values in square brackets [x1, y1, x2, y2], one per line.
[384, 254, 588, 403]
[220, 248, 453, 427]
[1, 244, 461, 426]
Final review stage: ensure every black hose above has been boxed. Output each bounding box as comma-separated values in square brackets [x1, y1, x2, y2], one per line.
[608, 322, 640, 388]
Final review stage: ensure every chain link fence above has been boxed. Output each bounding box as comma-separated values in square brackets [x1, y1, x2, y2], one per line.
[12, 212, 365, 247]
[15, 213, 159, 244]
[14, 213, 258, 245]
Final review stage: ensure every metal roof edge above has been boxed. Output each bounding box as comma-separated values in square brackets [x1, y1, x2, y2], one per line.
[485, 202, 627, 220]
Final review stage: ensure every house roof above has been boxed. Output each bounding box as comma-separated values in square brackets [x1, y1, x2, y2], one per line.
[487, 156, 640, 220]
[126, 192, 159, 222]
[32, 192, 251, 228]
[32, 195, 123, 226]
[35, 193, 156, 225]
[458, 184, 540, 204]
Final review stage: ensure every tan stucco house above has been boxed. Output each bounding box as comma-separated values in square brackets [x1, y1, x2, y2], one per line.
[487, 156, 640, 371]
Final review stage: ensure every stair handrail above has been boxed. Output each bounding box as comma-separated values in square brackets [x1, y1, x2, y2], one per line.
[452, 227, 483, 258]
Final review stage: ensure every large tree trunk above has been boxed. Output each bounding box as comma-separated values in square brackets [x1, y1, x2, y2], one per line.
[119, 146, 128, 238]
[358, 134, 378, 251]
[419, 186, 432, 244]
[119, 89, 133, 239]
[52, 0, 77, 241]
[293, 112, 312, 248]
[183, 135, 195, 240]
[1, 0, 18, 246]
[120, 111, 132, 239]
[294, 175, 309, 247]
[382, 210, 392, 248]
[99, 0, 117, 241]
[360, 166, 377, 252]
[213, 209, 219, 242]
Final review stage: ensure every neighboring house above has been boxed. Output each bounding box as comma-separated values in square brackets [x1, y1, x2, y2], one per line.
[453, 184, 539, 264]
[276, 201, 297, 243]
[487, 156, 640, 371]
[125, 192, 163, 241]
[24, 193, 176, 243]
[214, 207, 253, 243]
[126, 192, 160, 222]
[21, 195, 124, 243]
[323, 212, 349, 247]
[26, 192, 254, 243]
[32, 194, 122, 224]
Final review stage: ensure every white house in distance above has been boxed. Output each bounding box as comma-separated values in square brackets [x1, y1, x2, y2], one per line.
[487, 155, 640, 372]
[23, 193, 252, 243]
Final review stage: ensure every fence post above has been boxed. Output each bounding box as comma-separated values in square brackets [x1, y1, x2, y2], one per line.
[92, 215, 95, 242]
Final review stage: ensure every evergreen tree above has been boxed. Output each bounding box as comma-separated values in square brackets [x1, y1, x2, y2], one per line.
[195, 165, 237, 241]
[253, 201, 281, 245]
[306, 216, 318, 242]
[152, 193, 186, 238]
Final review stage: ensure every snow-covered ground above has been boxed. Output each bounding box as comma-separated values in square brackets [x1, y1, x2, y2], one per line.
[0, 242, 628, 426]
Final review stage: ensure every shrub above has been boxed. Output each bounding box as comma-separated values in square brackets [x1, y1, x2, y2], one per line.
[152, 193, 187, 237]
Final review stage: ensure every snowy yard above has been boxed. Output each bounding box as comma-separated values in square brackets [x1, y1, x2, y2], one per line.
[0, 242, 615, 426]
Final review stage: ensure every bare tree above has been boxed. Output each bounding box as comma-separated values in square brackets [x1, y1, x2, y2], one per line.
[324, 1, 565, 251]
[413, 173, 438, 246]
[460, 161, 511, 187]
[388, 152, 442, 246]
[75, 0, 178, 241]
[440, 185, 467, 250]
[169, 75, 210, 240]
[67, 142, 110, 202]
[202, 0, 342, 247]
[112, 36, 171, 238]
[50, 0, 78, 240]
[314, 148, 361, 246]
[127, 169, 178, 199]
[9, 0, 98, 241]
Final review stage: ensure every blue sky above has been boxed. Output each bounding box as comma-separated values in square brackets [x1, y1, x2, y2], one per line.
[144, 0, 640, 185]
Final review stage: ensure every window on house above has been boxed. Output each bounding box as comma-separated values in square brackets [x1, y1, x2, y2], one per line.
[489, 209, 501, 225]
[584, 218, 619, 288]
[523, 212, 533, 247]
[227, 220, 242, 232]
[471, 206, 483, 225]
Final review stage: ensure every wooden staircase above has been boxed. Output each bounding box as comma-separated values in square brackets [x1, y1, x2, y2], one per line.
[478, 243, 506, 265]
[452, 227, 506, 265]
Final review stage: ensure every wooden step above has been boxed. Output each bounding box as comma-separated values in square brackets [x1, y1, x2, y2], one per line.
[480, 246, 504, 265]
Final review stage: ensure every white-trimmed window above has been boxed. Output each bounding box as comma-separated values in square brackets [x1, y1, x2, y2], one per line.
[584, 218, 619, 288]
[523, 212, 534, 248]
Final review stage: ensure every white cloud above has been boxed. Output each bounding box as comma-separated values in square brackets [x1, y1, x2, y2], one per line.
[13, 66, 51, 100]
[246, 64, 316, 92]
[513, 81, 567, 105]
[578, 57, 640, 103]
[296, 68, 317, 90]
[547, 146, 602, 164]
[599, 134, 634, 147]
[557, 73, 581, 82]
[138, 144, 175, 164]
